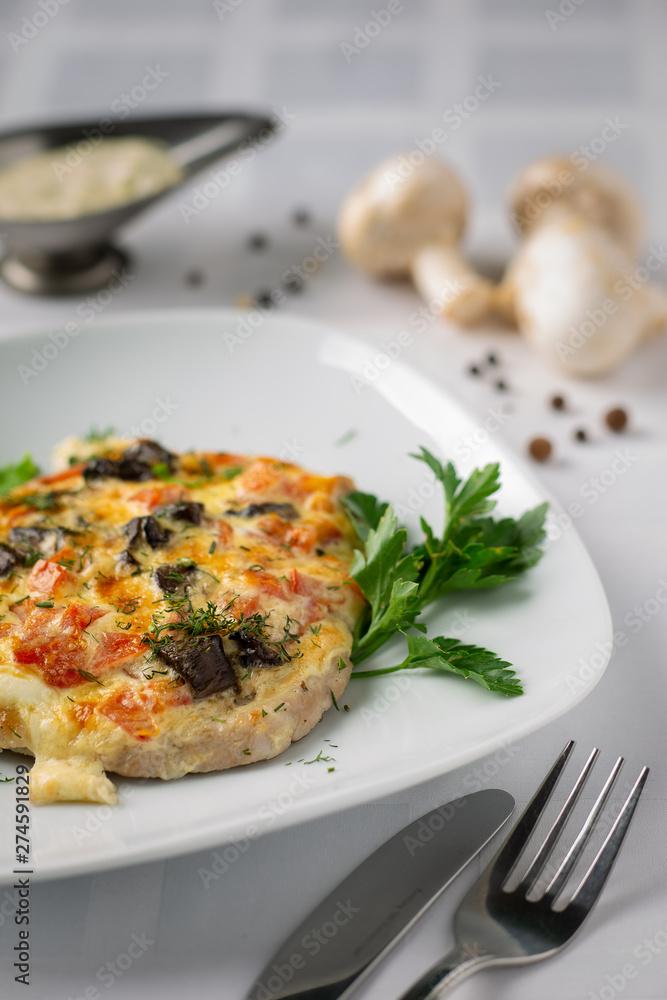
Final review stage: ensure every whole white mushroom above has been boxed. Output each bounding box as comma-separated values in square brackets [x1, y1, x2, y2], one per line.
[338, 154, 494, 326]
[497, 157, 667, 376]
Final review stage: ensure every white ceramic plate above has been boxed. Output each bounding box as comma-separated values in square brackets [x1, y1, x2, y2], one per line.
[0, 310, 611, 881]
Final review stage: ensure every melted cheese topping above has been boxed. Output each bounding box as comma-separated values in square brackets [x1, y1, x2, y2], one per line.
[0, 439, 365, 803]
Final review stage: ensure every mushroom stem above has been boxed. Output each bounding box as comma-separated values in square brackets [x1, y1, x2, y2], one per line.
[410, 244, 495, 326]
[641, 282, 667, 338]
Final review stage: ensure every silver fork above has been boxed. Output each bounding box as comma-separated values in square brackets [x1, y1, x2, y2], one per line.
[399, 740, 649, 1000]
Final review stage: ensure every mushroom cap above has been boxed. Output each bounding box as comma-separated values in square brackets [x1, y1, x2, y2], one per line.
[507, 215, 646, 376]
[338, 154, 467, 278]
[509, 157, 644, 256]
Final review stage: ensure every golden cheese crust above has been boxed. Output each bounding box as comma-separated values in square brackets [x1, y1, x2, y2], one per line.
[0, 438, 365, 804]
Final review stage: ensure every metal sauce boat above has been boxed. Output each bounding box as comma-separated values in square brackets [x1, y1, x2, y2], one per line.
[0, 111, 274, 295]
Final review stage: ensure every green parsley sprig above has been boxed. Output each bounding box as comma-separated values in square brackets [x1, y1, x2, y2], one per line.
[341, 448, 548, 697]
[0, 455, 40, 498]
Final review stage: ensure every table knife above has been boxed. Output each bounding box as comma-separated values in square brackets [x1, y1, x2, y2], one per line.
[245, 787, 514, 1000]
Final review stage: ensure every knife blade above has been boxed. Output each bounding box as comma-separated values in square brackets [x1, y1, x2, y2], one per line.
[245, 787, 514, 1000]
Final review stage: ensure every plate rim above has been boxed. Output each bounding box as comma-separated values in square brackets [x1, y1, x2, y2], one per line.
[0, 307, 613, 881]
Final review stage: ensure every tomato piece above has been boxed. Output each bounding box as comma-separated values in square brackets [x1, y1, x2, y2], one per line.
[313, 519, 342, 545]
[305, 492, 335, 513]
[245, 568, 288, 599]
[231, 594, 259, 619]
[237, 459, 283, 495]
[255, 514, 317, 553]
[27, 559, 74, 596]
[90, 632, 146, 672]
[37, 464, 85, 485]
[287, 568, 314, 597]
[129, 484, 185, 509]
[97, 688, 160, 740]
[61, 604, 108, 631]
[146, 681, 191, 709]
[14, 635, 86, 687]
[216, 519, 234, 546]
[14, 604, 54, 638]
[5, 505, 32, 525]
[286, 524, 318, 552]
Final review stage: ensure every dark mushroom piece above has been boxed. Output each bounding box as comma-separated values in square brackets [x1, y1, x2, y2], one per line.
[159, 635, 238, 699]
[225, 502, 298, 520]
[154, 502, 204, 525]
[83, 457, 155, 482]
[117, 549, 139, 574]
[226, 629, 281, 669]
[0, 543, 22, 577]
[154, 562, 197, 595]
[8, 525, 70, 558]
[124, 516, 172, 550]
[123, 440, 177, 472]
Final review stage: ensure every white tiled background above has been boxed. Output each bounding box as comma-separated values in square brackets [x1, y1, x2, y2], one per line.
[0, 3, 666, 999]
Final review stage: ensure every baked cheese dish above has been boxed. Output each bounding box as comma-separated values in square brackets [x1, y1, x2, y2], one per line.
[0, 438, 365, 804]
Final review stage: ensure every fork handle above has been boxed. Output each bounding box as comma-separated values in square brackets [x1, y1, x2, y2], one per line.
[398, 945, 495, 1000]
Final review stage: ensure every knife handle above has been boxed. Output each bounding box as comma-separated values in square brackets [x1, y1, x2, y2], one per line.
[398, 946, 495, 1000]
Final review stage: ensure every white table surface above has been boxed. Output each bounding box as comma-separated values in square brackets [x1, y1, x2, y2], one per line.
[0, 2, 666, 998]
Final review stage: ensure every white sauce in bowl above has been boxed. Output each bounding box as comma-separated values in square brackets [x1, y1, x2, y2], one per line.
[0, 136, 183, 221]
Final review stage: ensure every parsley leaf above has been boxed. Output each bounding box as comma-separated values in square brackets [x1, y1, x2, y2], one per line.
[353, 632, 523, 697]
[342, 450, 548, 696]
[0, 455, 40, 497]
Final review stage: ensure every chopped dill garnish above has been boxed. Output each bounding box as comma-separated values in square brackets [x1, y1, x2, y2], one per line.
[304, 750, 335, 764]
[141, 594, 301, 665]
[77, 668, 103, 685]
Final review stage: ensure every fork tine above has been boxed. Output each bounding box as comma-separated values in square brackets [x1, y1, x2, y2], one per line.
[491, 740, 575, 891]
[516, 747, 599, 896]
[568, 766, 649, 912]
[544, 755, 624, 904]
